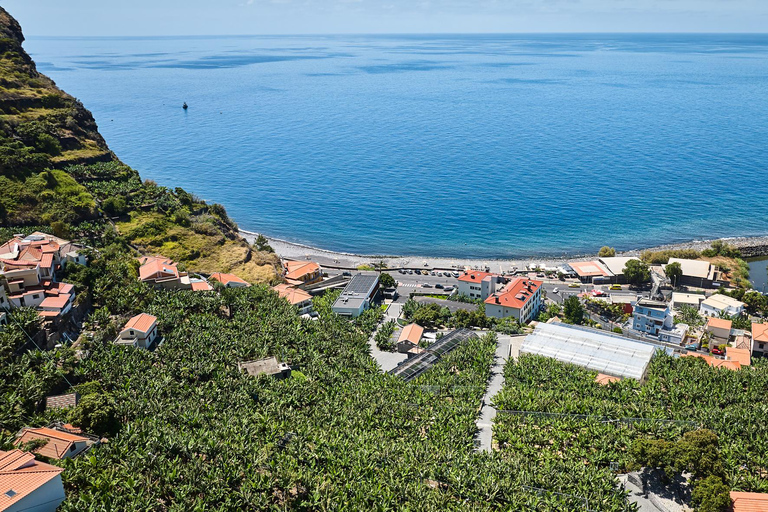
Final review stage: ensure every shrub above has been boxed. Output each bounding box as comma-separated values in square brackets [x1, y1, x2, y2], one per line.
[691, 476, 731, 512]
[598, 246, 616, 257]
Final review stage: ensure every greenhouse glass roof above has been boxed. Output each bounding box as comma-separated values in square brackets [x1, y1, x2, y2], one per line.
[390, 329, 476, 381]
[521, 323, 658, 380]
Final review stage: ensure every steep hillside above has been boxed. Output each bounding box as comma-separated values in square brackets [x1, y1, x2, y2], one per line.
[0, 7, 278, 282]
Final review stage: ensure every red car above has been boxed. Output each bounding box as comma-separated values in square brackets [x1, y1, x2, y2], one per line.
[711, 347, 724, 356]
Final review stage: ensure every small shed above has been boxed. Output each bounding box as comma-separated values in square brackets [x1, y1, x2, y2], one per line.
[45, 393, 79, 411]
[397, 323, 424, 353]
[238, 357, 291, 379]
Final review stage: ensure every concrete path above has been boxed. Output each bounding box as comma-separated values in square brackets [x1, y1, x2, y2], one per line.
[367, 318, 407, 373]
[475, 334, 526, 452]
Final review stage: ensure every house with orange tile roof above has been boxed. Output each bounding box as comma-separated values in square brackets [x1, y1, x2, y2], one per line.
[0, 449, 65, 512]
[14, 427, 93, 460]
[706, 316, 733, 344]
[209, 272, 250, 288]
[189, 280, 213, 292]
[116, 313, 159, 349]
[730, 491, 768, 512]
[457, 270, 505, 300]
[272, 284, 313, 315]
[282, 260, 323, 285]
[726, 347, 751, 367]
[397, 323, 424, 353]
[682, 352, 743, 371]
[485, 278, 543, 324]
[137, 256, 192, 290]
[751, 323, 768, 358]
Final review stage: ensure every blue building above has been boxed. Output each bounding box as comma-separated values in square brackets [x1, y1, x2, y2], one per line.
[632, 299, 673, 336]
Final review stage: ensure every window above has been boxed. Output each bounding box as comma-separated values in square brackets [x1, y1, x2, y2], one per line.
[130, 330, 134, 335]
[4, 490, 16, 498]
[33, 294, 40, 299]
[70, 444, 76, 451]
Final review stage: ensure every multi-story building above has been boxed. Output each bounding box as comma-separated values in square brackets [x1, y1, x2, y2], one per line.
[457, 270, 505, 300]
[632, 299, 673, 336]
[484, 278, 543, 324]
[700, 294, 745, 318]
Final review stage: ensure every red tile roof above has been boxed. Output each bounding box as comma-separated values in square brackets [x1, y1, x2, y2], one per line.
[284, 261, 321, 281]
[209, 272, 249, 286]
[123, 313, 157, 333]
[706, 316, 733, 331]
[272, 284, 312, 305]
[39, 253, 54, 268]
[39, 294, 71, 310]
[138, 256, 179, 281]
[727, 347, 751, 367]
[485, 278, 543, 310]
[752, 323, 768, 343]
[14, 427, 88, 460]
[0, 449, 63, 510]
[190, 281, 213, 291]
[398, 323, 424, 344]
[731, 491, 768, 512]
[595, 373, 621, 385]
[683, 353, 742, 370]
[458, 270, 494, 283]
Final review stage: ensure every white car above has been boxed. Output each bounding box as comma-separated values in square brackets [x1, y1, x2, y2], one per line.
[553, 287, 559, 294]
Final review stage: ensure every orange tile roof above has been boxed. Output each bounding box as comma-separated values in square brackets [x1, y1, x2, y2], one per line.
[14, 427, 88, 460]
[569, 261, 609, 277]
[190, 281, 213, 291]
[39, 253, 54, 268]
[39, 294, 71, 310]
[731, 491, 768, 512]
[38, 311, 60, 318]
[398, 323, 424, 344]
[272, 284, 312, 305]
[752, 323, 768, 343]
[683, 353, 742, 370]
[123, 313, 157, 333]
[209, 272, 249, 286]
[458, 270, 494, 283]
[727, 347, 751, 367]
[17, 246, 42, 262]
[595, 373, 621, 385]
[284, 261, 321, 281]
[485, 278, 543, 310]
[0, 449, 63, 510]
[706, 317, 733, 331]
[138, 256, 179, 281]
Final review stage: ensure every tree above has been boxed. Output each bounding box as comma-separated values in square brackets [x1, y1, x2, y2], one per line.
[676, 305, 704, 327]
[378, 273, 396, 289]
[254, 234, 274, 253]
[68, 392, 119, 436]
[623, 259, 651, 286]
[563, 296, 585, 325]
[665, 261, 682, 287]
[598, 246, 616, 257]
[691, 476, 731, 512]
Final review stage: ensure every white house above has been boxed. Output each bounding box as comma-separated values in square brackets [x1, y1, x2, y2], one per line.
[332, 274, 379, 318]
[457, 270, 504, 300]
[484, 278, 543, 324]
[700, 294, 745, 318]
[0, 449, 66, 512]
[670, 292, 706, 310]
[116, 313, 159, 349]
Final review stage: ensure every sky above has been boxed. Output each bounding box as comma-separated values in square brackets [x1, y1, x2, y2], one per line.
[4, 0, 767, 36]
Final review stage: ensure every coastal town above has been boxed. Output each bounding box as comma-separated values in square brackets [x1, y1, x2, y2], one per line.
[2, 223, 767, 510]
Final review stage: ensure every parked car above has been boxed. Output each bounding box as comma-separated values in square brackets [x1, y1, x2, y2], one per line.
[422, 283, 433, 288]
[421, 270, 429, 276]
[553, 287, 559, 294]
[408, 270, 414, 274]
[452, 272, 460, 278]
[444, 286, 454, 292]
[342, 271, 352, 276]
[711, 347, 724, 356]
[398, 269, 405, 274]
[685, 343, 700, 351]
[436, 271, 443, 277]
[435, 283, 444, 289]
[610, 284, 622, 290]
[568, 283, 580, 288]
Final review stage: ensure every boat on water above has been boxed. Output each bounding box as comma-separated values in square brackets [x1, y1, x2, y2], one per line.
[182, 102, 188, 110]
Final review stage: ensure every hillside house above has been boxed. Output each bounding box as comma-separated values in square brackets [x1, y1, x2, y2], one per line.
[751, 323, 768, 358]
[700, 294, 745, 318]
[209, 272, 250, 288]
[138, 256, 191, 290]
[456, 270, 503, 300]
[14, 427, 93, 460]
[116, 313, 159, 349]
[706, 316, 732, 344]
[332, 274, 379, 318]
[397, 323, 424, 353]
[0, 449, 65, 512]
[283, 260, 322, 285]
[272, 284, 313, 315]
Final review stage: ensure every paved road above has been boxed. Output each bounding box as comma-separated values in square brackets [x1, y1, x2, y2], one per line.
[475, 334, 526, 452]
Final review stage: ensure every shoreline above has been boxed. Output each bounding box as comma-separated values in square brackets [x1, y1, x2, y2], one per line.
[240, 229, 768, 270]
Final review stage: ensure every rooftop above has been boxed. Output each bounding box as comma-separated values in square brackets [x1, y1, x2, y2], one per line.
[706, 316, 733, 331]
[671, 292, 706, 305]
[14, 427, 89, 460]
[123, 313, 157, 333]
[521, 322, 659, 380]
[333, 274, 379, 311]
[701, 294, 745, 310]
[284, 260, 321, 280]
[752, 323, 768, 343]
[485, 278, 542, 309]
[390, 329, 477, 381]
[398, 323, 424, 344]
[0, 449, 63, 511]
[238, 356, 290, 377]
[138, 256, 180, 281]
[568, 261, 609, 277]
[272, 283, 312, 305]
[727, 347, 751, 367]
[598, 257, 640, 276]
[682, 352, 741, 371]
[209, 272, 249, 286]
[667, 258, 716, 280]
[457, 270, 495, 283]
[731, 491, 768, 512]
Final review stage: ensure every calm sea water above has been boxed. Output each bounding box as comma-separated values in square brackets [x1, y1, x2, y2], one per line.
[25, 34, 768, 258]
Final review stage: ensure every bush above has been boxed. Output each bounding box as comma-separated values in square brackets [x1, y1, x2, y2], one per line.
[67, 392, 119, 436]
[691, 476, 731, 512]
[598, 246, 616, 257]
[640, 249, 701, 264]
[378, 273, 396, 288]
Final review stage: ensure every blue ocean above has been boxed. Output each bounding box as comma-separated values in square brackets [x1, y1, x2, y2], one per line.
[25, 34, 768, 258]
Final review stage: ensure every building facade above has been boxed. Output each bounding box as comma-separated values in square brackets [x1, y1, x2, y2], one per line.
[632, 299, 673, 336]
[484, 278, 543, 324]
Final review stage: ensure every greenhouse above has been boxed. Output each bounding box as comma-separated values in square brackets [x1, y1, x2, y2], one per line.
[520, 322, 661, 380]
[390, 328, 477, 381]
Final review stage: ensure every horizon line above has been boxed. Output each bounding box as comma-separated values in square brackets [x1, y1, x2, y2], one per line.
[26, 31, 768, 39]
